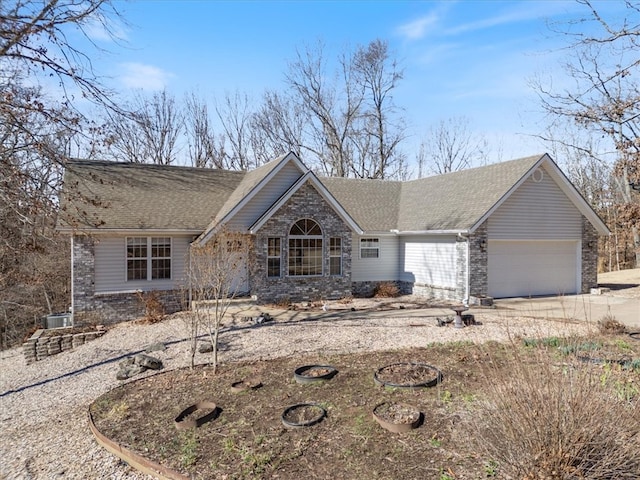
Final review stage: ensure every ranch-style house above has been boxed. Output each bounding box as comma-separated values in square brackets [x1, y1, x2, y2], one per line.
[57, 152, 609, 325]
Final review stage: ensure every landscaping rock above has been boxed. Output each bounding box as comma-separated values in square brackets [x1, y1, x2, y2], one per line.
[116, 364, 147, 380]
[133, 353, 163, 370]
[254, 312, 274, 324]
[119, 357, 135, 368]
[436, 316, 454, 327]
[145, 342, 166, 353]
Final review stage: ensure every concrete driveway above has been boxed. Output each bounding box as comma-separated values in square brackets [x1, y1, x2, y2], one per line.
[493, 268, 640, 330]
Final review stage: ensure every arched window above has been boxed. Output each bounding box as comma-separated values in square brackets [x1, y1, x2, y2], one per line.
[288, 219, 323, 276]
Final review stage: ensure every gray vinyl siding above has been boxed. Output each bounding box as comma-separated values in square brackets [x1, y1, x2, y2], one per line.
[351, 235, 399, 281]
[226, 162, 303, 229]
[487, 166, 582, 239]
[399, 236, 457, 288]
[94, 235, 191, 293]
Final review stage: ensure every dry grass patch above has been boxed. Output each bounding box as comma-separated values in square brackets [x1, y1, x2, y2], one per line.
[464, 338, 640, 480]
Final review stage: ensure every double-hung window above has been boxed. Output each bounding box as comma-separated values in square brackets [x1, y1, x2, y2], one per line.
[329, 237, 342, 275]
[267, 237, 281, 278]
[127, 237, 171, 281]
[360, 238, 379, 259]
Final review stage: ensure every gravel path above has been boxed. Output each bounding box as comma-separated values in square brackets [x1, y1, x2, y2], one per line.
[0, 305, 593, 480]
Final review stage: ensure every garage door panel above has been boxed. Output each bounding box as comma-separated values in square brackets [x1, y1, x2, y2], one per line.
[488, 241, 578, 298]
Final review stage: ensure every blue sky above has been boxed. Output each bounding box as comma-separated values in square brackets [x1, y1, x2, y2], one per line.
[77, 0, 625, 165]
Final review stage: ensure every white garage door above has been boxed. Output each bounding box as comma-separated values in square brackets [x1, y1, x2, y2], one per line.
[488, 240, 579, 298]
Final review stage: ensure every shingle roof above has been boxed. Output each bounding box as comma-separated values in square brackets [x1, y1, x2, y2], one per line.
[318, 177, 402, 232]
[59, 154, 546, 234]
[58, 160, 245, 231]
[321, 155, 544, 232]
[397, 154, 544, 231]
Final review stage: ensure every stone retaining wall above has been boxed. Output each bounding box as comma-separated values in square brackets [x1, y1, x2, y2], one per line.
[23, 328, 105, 364]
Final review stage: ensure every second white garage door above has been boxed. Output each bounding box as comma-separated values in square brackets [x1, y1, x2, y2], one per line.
[487, 240, 579, 298]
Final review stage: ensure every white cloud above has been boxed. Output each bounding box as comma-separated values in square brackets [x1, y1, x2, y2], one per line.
[119, 62, 173, 90]
[84, 16, 128, 43]
[397, 13, 440, 40]
[445, 1, 575, 36]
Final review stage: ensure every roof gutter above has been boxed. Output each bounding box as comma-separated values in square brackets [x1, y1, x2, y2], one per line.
[57, 227, 204, 235]
[390, 229, 469, 236]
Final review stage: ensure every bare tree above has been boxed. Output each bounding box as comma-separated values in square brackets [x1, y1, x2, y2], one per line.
[215, 90, 255, 170]
[280, 39, 407, 179]
[187, 230, 251, 373]
[418, 117, 489, 176]
[535, 0, 640, 267]
[284, 40, 364, 176]
[105, 89, 184, 165]
[250, 89, 305, 165]
[351, 39, 406, 179]
[184, 91, 227, 168]
[1, 1, 124, 347]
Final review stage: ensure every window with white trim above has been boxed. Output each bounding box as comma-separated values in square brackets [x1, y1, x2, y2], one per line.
[288, 219, 323, 276]
[267, 237, 281, 278]
[329, 237, 342, 275]
[360, 238, 379, 259]
[127, 237, 171, 281]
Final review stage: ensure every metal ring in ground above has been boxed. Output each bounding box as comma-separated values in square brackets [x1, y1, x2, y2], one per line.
[374, 362, 443, 388]
[174, 401, 219, 430]
[630, 332, 640, 341]
[293, 365, 338, 384]
[372, 402, 421, 433]
[281, 403, 326, 428]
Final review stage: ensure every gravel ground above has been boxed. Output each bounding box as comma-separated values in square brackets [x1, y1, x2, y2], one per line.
[0, 301, 597, 480]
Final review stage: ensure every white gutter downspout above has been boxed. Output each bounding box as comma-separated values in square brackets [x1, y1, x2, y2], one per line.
[457, 232, 470, 307]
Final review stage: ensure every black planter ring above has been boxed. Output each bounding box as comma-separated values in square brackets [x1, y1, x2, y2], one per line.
[174, 401, 219, 430]
[630, 332, 640, 341]
[374, 362, 443, 388]
[293, 365, 338, 384]
[281, 403, 326, 428]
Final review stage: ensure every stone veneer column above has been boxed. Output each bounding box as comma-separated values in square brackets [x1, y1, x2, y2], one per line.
[72, 235, 96, 323]
[468, 222, 489, 299]
[581, 217, 599, 293]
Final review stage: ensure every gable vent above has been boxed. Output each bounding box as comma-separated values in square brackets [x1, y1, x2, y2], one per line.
[531, 168, 544, 183]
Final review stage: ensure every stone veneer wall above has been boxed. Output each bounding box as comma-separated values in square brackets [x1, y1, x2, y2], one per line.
[72, 235, 182, 326]
[23, 328, 105, 364]
[581, 217, 599, 293]
[468, 222, 489, 301]
[250, 182, 353, 303]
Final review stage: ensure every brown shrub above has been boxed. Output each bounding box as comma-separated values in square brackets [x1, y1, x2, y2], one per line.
[136, 291, 166, 324]
[274, 296, 291, 308]
[597, 313, 627, 334]
[464, 341, 640, 479]
[373, 282, 400, 298]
